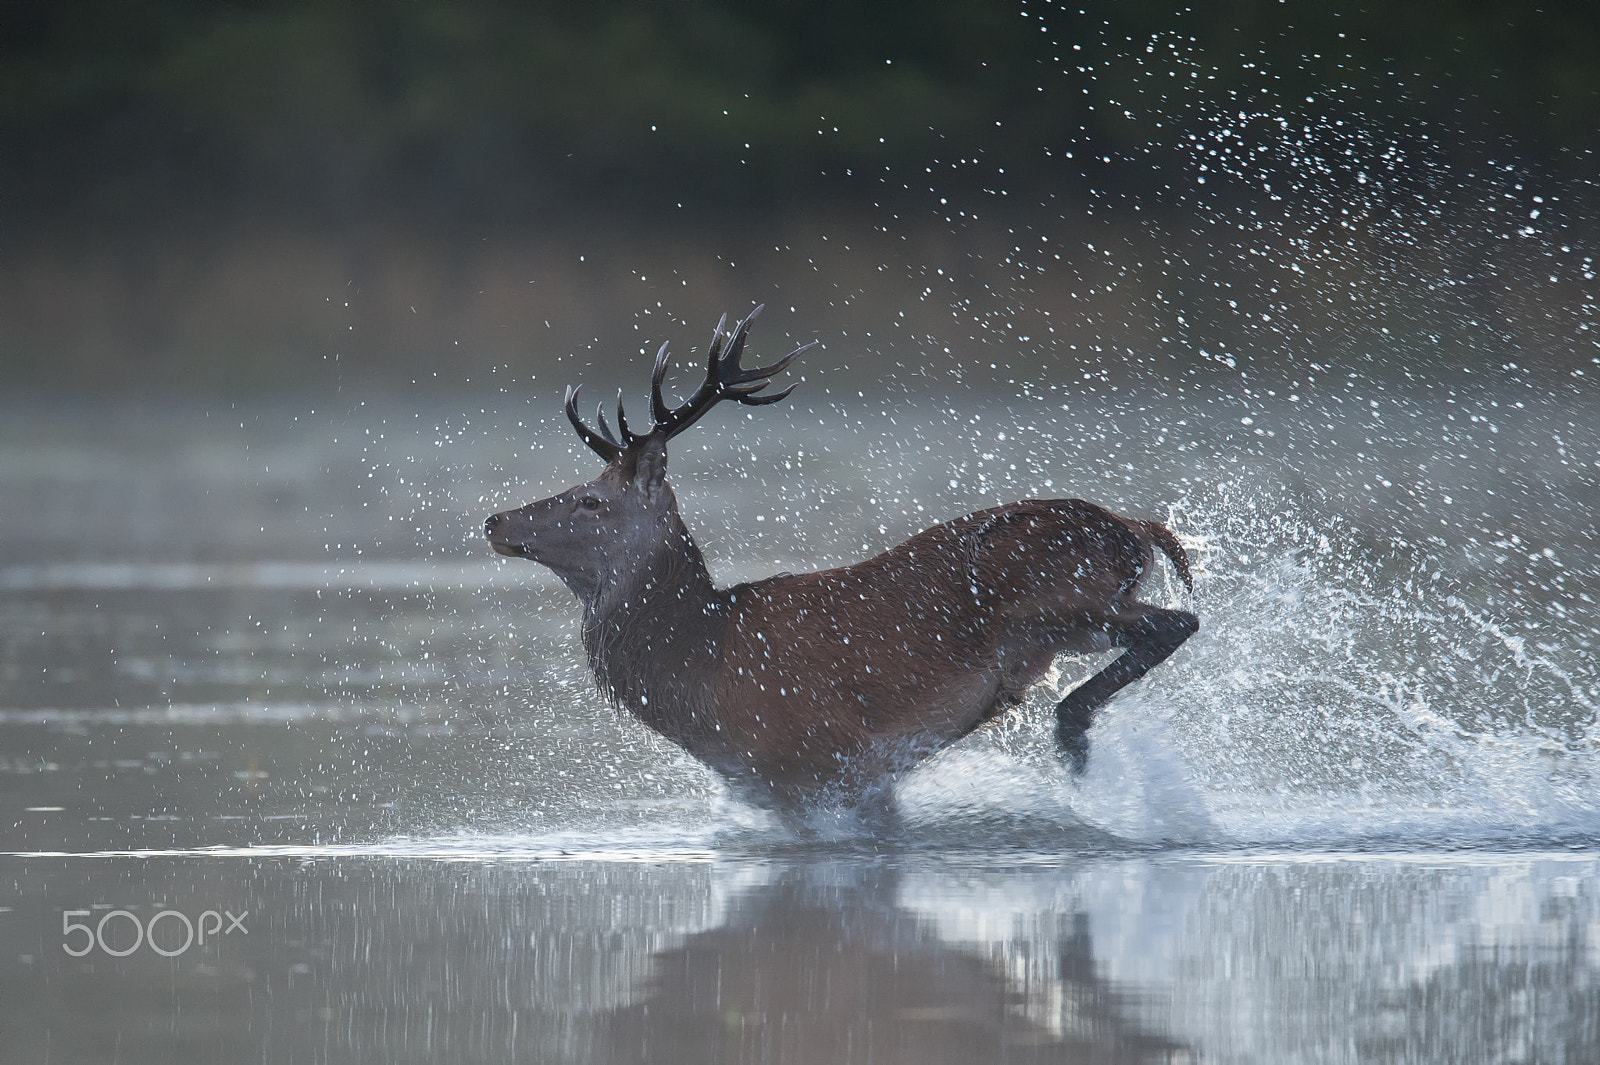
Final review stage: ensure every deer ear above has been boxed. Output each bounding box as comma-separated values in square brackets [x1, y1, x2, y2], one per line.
[632, 435, 669, 498]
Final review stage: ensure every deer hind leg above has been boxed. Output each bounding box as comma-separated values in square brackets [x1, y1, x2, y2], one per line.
[1055, 606, 1198, 775]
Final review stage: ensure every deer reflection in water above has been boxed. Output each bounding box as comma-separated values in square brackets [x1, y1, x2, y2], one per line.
[594, 863, 1188, 1064]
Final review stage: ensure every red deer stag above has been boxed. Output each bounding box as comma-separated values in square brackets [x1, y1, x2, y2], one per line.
[486, 306, 1196, 816]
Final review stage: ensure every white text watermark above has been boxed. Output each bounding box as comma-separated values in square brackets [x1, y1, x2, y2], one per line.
[62, 909, 248, 957]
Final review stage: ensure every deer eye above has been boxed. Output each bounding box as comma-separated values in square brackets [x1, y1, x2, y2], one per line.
[576, 495, 602, 512]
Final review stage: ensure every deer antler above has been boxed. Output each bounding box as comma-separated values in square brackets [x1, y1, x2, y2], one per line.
[566, 305, 810, 462]
[564, 385, 621, 462]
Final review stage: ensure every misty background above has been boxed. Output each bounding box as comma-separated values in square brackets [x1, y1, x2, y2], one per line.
[3, 0, 1596, 397]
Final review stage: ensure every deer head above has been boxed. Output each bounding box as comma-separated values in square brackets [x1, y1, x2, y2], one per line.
[485, 306, 808, 602]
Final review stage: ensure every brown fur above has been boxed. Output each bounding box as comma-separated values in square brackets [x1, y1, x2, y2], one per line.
[490, 482, 1192, 806]
[702, 500, 1182, 796]
[486, 309, 1197, 811]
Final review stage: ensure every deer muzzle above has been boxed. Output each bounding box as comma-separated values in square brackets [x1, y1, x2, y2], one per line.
[484, 510, 534, 558]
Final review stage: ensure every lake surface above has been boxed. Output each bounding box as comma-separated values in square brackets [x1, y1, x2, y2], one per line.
[3, 384, 1598, 1062]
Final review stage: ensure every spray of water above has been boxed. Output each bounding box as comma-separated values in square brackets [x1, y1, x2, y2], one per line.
[328, 4, 1600, 855]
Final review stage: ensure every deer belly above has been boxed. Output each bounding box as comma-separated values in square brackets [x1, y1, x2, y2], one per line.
[711, 667, 1000, 786]
[713, 677, 872, 775]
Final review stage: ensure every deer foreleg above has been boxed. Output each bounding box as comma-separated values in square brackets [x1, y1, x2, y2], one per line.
[1055, 607, 1198, 774]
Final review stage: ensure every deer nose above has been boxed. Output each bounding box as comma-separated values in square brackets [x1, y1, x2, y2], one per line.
[484, 512, 504, 535]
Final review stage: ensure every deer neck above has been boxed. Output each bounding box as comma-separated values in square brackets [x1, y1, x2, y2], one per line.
[580, 512, 728, 739]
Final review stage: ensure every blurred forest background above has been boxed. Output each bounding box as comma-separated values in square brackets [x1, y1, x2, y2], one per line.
[2, 0, 1597, 394]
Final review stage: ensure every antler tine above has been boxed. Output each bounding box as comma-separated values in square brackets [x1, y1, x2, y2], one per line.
[736, 383, 797, 406]
[732, 341, 814, 386]
[717, 305, 761, 372]
[564, 385, 621, 462]
[614, 388, 638, 446]
[594, 401, 622, 448]
[705, 314, 729, 373]
[649, 341, 674, 425]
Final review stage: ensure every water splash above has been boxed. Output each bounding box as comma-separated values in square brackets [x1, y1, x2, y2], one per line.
[875, 473, 1600, 851]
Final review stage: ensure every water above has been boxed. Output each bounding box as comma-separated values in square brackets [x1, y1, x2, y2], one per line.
[5, 852, 1598, 1063]
[2, 381, 1598, 1061]
[5, 27, 1600, 1055]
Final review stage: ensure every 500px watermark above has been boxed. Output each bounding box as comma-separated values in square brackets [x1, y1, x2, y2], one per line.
[62, 908, 248, 957]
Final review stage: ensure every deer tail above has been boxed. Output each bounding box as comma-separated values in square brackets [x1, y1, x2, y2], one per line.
[1141, 521, 1193, 593]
